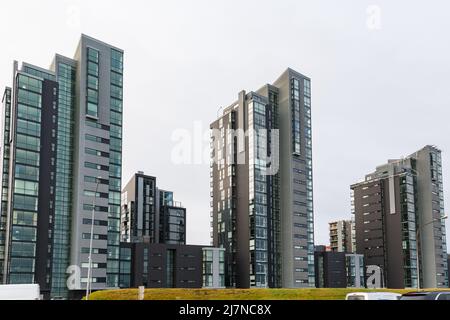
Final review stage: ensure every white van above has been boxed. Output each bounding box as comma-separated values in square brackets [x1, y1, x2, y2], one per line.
[345, 292, 401, 300]
[0, 284, 41, 300]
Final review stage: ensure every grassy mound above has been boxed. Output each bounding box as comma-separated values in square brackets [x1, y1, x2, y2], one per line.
[88, 288, 429, 300]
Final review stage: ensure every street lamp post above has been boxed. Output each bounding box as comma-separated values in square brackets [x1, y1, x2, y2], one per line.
[415, 215, 448, 291]
[86, 177, 102, 301]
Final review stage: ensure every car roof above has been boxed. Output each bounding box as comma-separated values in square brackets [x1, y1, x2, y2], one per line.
[402, 292, 445, 296]
[347, 292, 399, 295]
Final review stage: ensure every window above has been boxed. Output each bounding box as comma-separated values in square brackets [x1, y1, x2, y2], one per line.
[304, 79, 311, 96]
[111, 98, 122, 113]
[16, 134, 40, 152]
[12, 211, 37, 226]
[87, 47, 99, 63]
[110, 124, 122, 139]
[87, 102, 98, 118]
[17, 119, 40, 137]
[18, 75, 42, 93]
[12, 226, 37, 242]
[87, 75, 99, 90]
[111, 72, 123, 87]
[14, 180, 39, 196]
[85, 162, 108, 171]
[110, 137, 122, 151]
[87, 61, 99, 76]
[15, 165, 39, 181]
[11, 242, 36, 257]
[13, 195, 38, 211]
[83, 204, 108, 212]
[111, 84, 122, 100]
[82, 218, 108, 226]
[111, 49, 123, 74]
[17, 104, 41, 122]
[110, 151, 121, 165]
[85, 134, 109, 144]
[85, 147, 109, 158]
[86, 119, 109, 130]
[18, 90, 41, 108]
[82, 233, 107, 240]
[110, 111, 122, 126]
[84, 190, 108, 198]
[10, 258, 35, 273]
[16, 150, 39, 167]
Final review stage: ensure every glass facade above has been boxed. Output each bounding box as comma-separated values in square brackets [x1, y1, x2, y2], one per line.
[303, 78, 315, 286]
[0, 88, 12, 284]
[291, 79, 301, 155]
[161, 207, 185, 245]
[86, 48, 99, 118]
[8, 74, 43, 284]
[290, 75, 315, 287]
[118, 246, 131, 288]
[268, 89, 281, 288]
[429, 149, 448, 287]
[166, 249, 175, 287]
[400, 173, 418, 288]
[51, 61, 76, 298]
[248, 99, 270, 288]
[107, 49, 123, 288]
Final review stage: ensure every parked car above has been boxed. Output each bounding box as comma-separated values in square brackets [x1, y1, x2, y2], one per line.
[399, 292, 450, 300]
[345, 292, 401, 300]
[0, 284, 41, 300]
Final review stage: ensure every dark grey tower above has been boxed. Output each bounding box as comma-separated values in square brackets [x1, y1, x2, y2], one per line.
[210, 68, 315, 288]
[351, 145, 448, 288]
[0, 35, 124, 298]
[121, 172, 186, 245]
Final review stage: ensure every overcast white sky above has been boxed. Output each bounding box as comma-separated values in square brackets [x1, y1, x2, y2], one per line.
[1, 0, 449, 247]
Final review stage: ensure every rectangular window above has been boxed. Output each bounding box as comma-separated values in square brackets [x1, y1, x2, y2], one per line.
[111, 98, 122, 113]
[87, 88, 98, 104]
[87, 47, 99, 63]
[16, 134, 40, 152]
[11, 242, 36, 257]
[15, 165, 39, 181]
[111, 72, 123, 87]
[17, 104, 41, 122]
[10, 258, 35, 273]
[111, 49, 123, 74]
[17, 90, 41, 108]
[87, 75, 99, 90]
[85, 147, 109, 158]
[86, 102, 98, 118]
[110, 124, 122, 139]
[11, 226, 37, 242]
[87, 61, 99, 76]
[12, 211, 38, 226]
[85, 134, 109, 144]
[110, 85, 122, 100]
[110, 111, 122, 126]
[14, 180, 39, 196]
[17, 119, 40, 137]
[18, 75, 42, 94]
[85, 162, 108, 171]
[16, 149, 39, 167]
[82, 218, 108, 226]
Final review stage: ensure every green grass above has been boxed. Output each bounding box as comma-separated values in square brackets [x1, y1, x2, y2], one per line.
[87, 288, 450, 300]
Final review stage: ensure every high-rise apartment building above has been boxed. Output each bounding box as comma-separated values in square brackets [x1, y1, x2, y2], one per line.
[329, 219, 355, 253]
[351, 145, 448, 288]
[0, 35, 124, 298]
[121, 172, 186, 245]
[210, 68, 314, 288]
